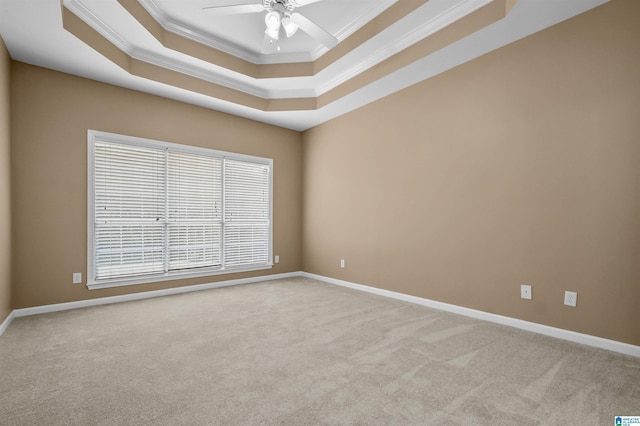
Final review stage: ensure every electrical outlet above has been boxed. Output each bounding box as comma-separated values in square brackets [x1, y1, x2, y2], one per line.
[340, 259, 345, 268]
[72, 272, 82, 284]
[274, 255, 279, 264]
[520, 285, 532, 300]
[564, 291, 577, 307]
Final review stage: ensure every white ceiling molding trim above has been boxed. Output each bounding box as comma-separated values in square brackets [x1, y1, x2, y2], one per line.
[0, 0, 612, 130]
[139, 0, 397, 65]
[314, 0, 497, 96]
[64, 0, 133, 53]
[63, 0, 283, 99]
[63, 0, 510, 102]
[120, 0, 410, 73]
[139, 0, 269, 64]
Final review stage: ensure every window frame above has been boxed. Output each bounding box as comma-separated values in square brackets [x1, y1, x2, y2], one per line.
[87, 130, 273, 290]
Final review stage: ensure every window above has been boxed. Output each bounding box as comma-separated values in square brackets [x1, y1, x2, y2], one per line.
[88, 130, 272, 289]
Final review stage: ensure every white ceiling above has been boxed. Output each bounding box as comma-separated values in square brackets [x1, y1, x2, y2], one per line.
[0, 0, 609, 131]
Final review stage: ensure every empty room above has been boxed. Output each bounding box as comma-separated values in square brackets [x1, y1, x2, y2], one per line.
[1, 0, 639, 424]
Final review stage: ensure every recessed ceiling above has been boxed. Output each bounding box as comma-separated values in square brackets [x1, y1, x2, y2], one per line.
[146, 0, 395, 63]
[0, 0, 609, 131]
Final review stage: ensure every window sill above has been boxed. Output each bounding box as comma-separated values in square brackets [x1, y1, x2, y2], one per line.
[86, 264, 273, 290]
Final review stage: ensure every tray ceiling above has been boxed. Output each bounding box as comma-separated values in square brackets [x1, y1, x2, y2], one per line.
[145, 0, 395, 64]
[0, 0, 609, 130]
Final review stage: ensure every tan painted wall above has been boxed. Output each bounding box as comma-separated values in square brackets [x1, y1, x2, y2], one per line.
[302, 0, 640, 345]
[0, 36, 12, 324]
[10, 63, 302, 308]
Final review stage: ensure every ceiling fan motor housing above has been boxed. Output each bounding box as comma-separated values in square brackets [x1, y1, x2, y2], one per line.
[263, 0, 296, 15]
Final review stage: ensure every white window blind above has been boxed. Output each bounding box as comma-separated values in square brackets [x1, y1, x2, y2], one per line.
[168, 152, 222, 271]
[88, 131, 272, 289]
[94, 142, 166, 280]
[224, 160, 270, 267]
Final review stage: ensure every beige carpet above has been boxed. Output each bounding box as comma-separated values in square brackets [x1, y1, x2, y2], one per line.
[0, 277, 638, 425]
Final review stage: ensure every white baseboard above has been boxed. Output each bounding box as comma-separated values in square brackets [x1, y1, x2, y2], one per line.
[0, 310, 15, 337]
[9, 272, 300, 320]
[301, 272, 640, 358]
[3, 270, 639, 359]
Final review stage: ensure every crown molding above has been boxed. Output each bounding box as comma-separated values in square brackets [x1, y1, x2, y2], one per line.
[139, 0, 396, 65]
[141, 0, 318, 64]
[315, 0, 495, 96]
[331, 0, 397, 42]
[140, 0, 274, 64]
[132, 48, 276, 98]
[65, 0, 133, 52]
[113, 0, 434, 79]
[63, 0, 511, 103]
[64, 0, 278, 99]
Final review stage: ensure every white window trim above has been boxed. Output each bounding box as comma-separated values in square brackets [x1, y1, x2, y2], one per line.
[87, 130, 273, 290]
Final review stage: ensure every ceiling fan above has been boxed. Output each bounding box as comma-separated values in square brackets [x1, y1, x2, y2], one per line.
[203, 0, 338, 53]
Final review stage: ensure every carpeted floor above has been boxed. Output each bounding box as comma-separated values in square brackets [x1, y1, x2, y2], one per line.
[0, 277, 638, 425]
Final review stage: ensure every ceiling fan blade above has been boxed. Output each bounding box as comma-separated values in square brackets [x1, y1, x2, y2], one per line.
[294, 0, 325, 6]
[203, 4, 265, 16]
[291, 13, 337, 49]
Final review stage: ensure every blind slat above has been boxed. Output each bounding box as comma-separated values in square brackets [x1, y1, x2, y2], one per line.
[92, 138, 271, 282]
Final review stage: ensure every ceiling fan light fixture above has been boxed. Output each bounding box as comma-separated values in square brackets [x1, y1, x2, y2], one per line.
[265, 10, 281, 40]
[265, 11, 281, 30]
[203, 0, 338, 50]
[265, 27, 280, 40]
[282, 16, 299, 38]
